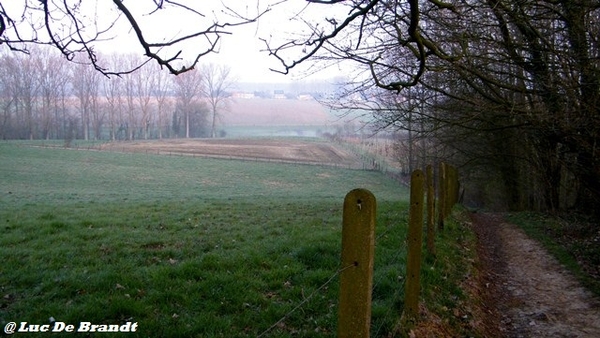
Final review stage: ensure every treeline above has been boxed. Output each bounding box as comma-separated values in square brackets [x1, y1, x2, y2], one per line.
[0, 47, 225, 141]
[328, 1, 599, 215]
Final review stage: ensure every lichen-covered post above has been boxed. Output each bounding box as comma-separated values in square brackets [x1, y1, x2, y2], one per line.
[404, 169, 424, 321]
[447, 164, 459, 209]
[437, 162, 446, 231]
[444, 164, 453, 217]
[426, 165, 436, 256]
[338, 188, 376, 338]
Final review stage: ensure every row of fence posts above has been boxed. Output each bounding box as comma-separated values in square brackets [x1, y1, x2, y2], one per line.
[337, 162, 459, 337]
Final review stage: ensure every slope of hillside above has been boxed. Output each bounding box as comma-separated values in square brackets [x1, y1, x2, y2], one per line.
[222, 98, 335, 126]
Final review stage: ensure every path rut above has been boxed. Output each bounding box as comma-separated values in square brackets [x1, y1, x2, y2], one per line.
[471, 212, 600, 337]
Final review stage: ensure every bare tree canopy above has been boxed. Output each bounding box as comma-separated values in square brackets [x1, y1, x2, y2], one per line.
[199, 64, 235, 138]
[263, 0, 445, 89]
[262, 0, 599, 213]
[0, 1, 269, 76]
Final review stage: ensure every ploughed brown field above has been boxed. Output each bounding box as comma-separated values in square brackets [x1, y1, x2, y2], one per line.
[100, 138, 362, 168]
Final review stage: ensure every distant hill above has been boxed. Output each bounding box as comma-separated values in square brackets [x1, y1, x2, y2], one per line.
[222, 98, 336, 126]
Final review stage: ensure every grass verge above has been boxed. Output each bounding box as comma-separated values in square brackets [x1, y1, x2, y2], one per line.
[402, 208, 485, 337]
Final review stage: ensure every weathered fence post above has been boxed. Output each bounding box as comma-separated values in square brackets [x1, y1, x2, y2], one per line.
[440, 164, 459, 218]
[437, 162, 446, 231]
[447, 164, 459, 211]
[426, 165, 436, 256]
[338, 188, 376, 338]
[404, 169, 425, 321]
[444, 164, 452, 218]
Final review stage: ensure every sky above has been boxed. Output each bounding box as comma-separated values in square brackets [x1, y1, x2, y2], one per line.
[1, 1, 351, 83]
[102, 1, 300, 82]
[110, 0, 351, 83]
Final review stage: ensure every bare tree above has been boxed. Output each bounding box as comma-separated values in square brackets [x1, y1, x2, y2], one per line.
[14, 52, 41, 140]
[101, 54, 125, 141]
[71, 57, 101, 140]
[133, 61, 156, 139]
[0, 1, 270, 75]
[199, 64, 235, 138]
[0, 67, 8, 138]
[262, 0, 441, 90]
[122, 55, 139, 140]
[172, 68, 204, 138]
[153, 63, 172, 139]
[0, 52, 16, 139]
[35, 48, 66, 139]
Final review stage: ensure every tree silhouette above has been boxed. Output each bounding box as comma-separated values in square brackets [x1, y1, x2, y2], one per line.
[265, 0, 599, 213]
[0, 1, 269, 76]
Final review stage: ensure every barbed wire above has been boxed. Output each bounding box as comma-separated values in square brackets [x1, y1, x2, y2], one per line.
[257, 262, 356, 337]
[376, 213, 406, 242]
[372, 278, 406, 337]
[257, 225, 407, 337]
[370, 216, 407, 336]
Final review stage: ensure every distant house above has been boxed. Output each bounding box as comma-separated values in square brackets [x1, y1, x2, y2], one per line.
[231, 92, 255, 99]
[273, 89, 286, 99]
[297, 94, 314, 101]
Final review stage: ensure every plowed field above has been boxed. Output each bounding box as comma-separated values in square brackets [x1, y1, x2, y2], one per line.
[100, 138, 362, 168]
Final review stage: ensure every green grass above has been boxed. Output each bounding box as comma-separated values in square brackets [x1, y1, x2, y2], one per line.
[0, 142, 413, 337]
[366, 206, 484, 337]
[507, 211, 600, 297]
[4, 139, 109, 149]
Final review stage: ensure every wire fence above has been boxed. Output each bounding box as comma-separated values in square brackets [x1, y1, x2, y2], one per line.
[253, 194, 408, 337]
[257, 263, 357, 337]
[14, 139, 422, 336]
[249, 164, 454, 337]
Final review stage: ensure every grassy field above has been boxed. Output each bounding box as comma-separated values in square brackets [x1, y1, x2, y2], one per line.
[0, 142, 413, 337]
[0, 141, 483, 337]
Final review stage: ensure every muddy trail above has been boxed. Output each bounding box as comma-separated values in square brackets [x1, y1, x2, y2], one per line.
[471, 212, 600, 337]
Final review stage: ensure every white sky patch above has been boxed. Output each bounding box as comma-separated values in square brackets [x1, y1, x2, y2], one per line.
[1, 1, 353, 83]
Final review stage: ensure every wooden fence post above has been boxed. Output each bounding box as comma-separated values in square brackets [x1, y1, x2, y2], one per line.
[448, 164, 459, 209]
[444, 164, 453, 217]
[443, 164, 459, 217]
[426, 165, 436, 256]
[338, 188, 376, 338]
[437, 162, 446, 231]
[404, 169, 425, 321]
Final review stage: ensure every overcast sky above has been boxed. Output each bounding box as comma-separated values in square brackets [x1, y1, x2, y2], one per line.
[99, 1, 304, 83]
[110, 1, 349, 84]
[74, 0, 346, 82]
[2, 1, 351, 83]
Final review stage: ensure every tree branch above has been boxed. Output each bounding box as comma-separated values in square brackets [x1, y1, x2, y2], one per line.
[263, 0, 382, 75]
[2, 1, 268, 76]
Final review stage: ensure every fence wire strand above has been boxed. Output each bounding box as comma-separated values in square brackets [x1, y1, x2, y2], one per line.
[257, 263, 356, 337]
[370, 218, 407, 336]
[372, 279, 406, 337]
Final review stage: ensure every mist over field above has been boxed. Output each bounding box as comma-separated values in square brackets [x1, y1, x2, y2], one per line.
[216, 85, 367, 138]
[220, 98, 336, 138]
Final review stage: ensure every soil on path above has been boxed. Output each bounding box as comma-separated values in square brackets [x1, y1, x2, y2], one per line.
[471, 212, 600, 337]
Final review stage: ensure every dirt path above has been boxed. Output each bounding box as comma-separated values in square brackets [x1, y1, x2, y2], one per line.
[471, 212, 600, 337]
